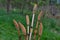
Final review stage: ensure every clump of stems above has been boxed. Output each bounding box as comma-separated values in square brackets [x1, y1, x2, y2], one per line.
[13, 4, 43, 40]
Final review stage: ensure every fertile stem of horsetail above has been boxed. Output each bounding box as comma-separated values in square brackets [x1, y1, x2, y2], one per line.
[26, 15, 30, 40]
[38, 11, 43, 21]
[18, 22, 27, 40]
[33, 11, 43, 40]
[29, 4, 37, 40]
[13, 19, 21, 40]
[33, 21, 38, 40]
[38, 22, 43, 40]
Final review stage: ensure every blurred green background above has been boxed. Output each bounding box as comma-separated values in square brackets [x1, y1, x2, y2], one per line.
[0, 0, 60, 40]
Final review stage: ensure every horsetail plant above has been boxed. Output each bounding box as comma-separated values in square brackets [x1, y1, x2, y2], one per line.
[29, 4, 37, 40]
[26, 15, 30, 40]
[18, 22, 26, 35]
[33, 21, 38, 40]
[38, 11, 43, 21]
[13, 19, 21, 40]
[38, 22, 43, 40]
[18, 22, 28, 40]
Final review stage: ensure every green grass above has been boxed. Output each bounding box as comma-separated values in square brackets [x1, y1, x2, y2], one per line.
[0, 9, 60, 40]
